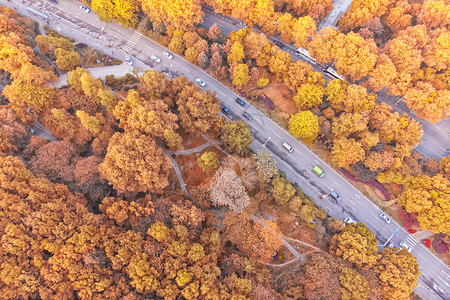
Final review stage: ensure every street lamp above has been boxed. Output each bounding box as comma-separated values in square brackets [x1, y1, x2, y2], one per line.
[101, 26, 110, 47]
[168, 64, 173, 79]
[394, 94, 407, 106]
[263, 136, 271, 148]
[320, 189, 333, 199]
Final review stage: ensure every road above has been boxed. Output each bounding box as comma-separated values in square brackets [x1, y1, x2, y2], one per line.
[200, 8, 450, 160]
[3, 0, 449, 298]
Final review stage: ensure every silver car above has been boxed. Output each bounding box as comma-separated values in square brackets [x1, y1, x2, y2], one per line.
[379, 213, 391, 224]
[163, 51, 173, 59]
[196, 78, 206, 87]
[125, 56, 133, 66]
[151, 55, 161, 63]
[80, 6, 90, 13]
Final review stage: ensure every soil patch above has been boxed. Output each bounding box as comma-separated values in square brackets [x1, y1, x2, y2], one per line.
[249, 84, 297, 115]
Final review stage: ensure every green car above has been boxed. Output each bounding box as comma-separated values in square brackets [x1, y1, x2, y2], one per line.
[313, 166, 324, 178]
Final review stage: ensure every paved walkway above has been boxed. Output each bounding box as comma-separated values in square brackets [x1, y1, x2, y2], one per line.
[171, 140, 221, 156]
[54, 63, 134, 88]
[317, 0, 354, 31]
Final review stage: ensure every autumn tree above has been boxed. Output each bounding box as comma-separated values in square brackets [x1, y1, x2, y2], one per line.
[30, 141, 79, 184]
[54, 48, 81, 71]
[175, 78, 222, 133]
[339, 267, 369, 300]
[293, 83, 324, 110]
[0, 106, 31, 153]
[141, 0, 204, 31]
[113, 89, 178, 139]
[227, 41, 245, 64]
[338, 0, 389, 32]
[286, 60, 316, 90]
[272, 176, 296, 207]
[398, 174, 450, 235]
[210, 167, 250, 213]
[288, 111, 319, 143]
[329, 223, 379, 269]
[374, 247, 420, 299]
[253, 148, 278, 182]
[99, 131, 172, 194]
[232, 63, 250, 88]
[331, 137, 365, 168]
[308, 28, 378, 81]
[418, 0, 450, 29]
[208, 24, 225, 43]
[197, 151, 219, 172]
[91, 0, 140, 28]
[221, 120, 252, 156]
[268, 47, 292, 82]
[292, 16, 317, 48]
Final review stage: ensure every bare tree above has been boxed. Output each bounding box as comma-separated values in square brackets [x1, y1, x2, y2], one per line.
[210, 167, 250, 213]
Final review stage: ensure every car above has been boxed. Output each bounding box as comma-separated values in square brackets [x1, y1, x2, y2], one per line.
[312, 166, 324, 178]
[238, 22, 248, 27]
[236, 98, 246, 107]
[400, 241, 412, 253]
[379, 213, 391, 224]
[388, 242, 397, 249]
[151, 55, 161, 63]
[80, 6, 90, 13]
[196, 78, 206, 87]
[275, 41, 285, 48]
[344, 217, 356, 224]
[48, 0, 58, 4]
[330, 190, 342, 202]
[220, 105, 230, 114]
[243, 112, 252, 120]
[125, 56, 133, 66]
[163, 51, 173, 59]
[282, 142, 293, 153]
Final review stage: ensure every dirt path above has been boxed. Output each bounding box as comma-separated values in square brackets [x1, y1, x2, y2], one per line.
[161, 148, 190, 198]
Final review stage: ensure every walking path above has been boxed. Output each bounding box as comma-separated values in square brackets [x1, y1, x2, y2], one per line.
[171, 140, 221, 156]
[317, 0, 354, 31]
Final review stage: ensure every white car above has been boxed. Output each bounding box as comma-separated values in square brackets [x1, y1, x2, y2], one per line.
[163, 51, 173, 59]
[379, 213, 391, 224]
[196, 78, 206, 87]
[238, 22, 248, 27]
[344, 217, 356, 224]
[80, 6, 90, 13]
[125, 56, 133, 66]
[151, 55, 161, 63]
[400, 241, 412, 253]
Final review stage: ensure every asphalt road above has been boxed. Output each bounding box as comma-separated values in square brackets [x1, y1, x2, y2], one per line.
[3, 0, 449, 298]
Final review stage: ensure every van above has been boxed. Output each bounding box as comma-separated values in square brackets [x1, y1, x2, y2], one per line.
[344, 217, 356, 224]
[283, 142, 293, 152]
[313, 166, 324, 178]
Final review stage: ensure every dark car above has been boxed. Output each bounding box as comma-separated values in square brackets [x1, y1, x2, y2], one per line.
[236, 98, 246, 107]
[243, 112, 252, 120]
[275, 41, 285, 48]
[221, 105, 230, 114]
[48, 0, 58, 4]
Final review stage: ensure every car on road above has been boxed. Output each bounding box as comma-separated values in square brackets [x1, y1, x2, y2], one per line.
[151, 55, 161, 63]
[344, 217, 356, 224]
[330, 190, 341, 202]
[312, 166, 324, 178]
[379, 212, 391, 224]
[163, 51, 173, 59]
[236, 98, 246, 107]
[400, 241, 412, 253]
[80, 6, 90, 13]
[282, 142, 293, 153]
[388, 242, 397, 249]
[125, 56, 133, 66]
[220, 105, 230, 114]
[243, 112, 252, 120]
[196, 78, 206, 87]
[275, 41, 285, 48]
[238, 22, 248, 27]
[48, 0, 58, 4]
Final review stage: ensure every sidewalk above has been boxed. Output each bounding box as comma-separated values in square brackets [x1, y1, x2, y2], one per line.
[317, 0, 354, 31]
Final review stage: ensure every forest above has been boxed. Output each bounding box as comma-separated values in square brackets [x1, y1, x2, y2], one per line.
[0, 0, 449, 299]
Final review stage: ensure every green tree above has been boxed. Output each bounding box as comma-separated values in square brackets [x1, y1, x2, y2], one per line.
[288, 111, 319, 143]
[220, 120, 253, 156]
